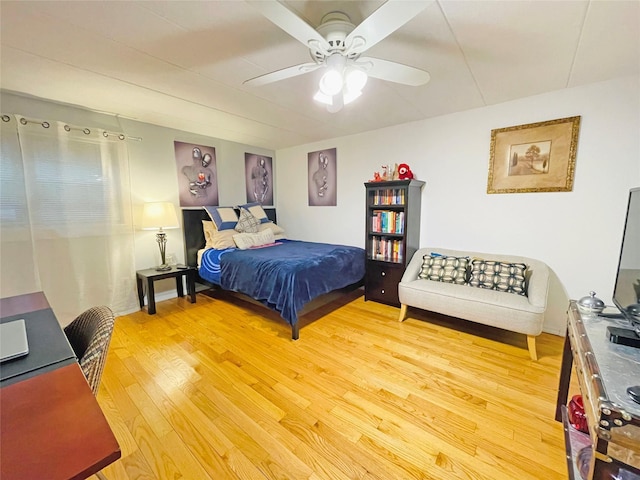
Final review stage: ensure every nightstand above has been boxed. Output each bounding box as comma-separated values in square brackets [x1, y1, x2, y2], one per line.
[136, 266, 196, 315]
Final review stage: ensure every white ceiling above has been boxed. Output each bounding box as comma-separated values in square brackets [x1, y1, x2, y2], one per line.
[1, 1, 638, 150]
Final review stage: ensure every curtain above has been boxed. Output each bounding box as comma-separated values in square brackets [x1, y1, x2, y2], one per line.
[0, 115, 138, 323]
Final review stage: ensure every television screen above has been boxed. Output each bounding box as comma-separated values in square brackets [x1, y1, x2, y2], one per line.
[613, 187, 640, 328]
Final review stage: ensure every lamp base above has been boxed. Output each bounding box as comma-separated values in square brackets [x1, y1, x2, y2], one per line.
[155, 264, 172, 271]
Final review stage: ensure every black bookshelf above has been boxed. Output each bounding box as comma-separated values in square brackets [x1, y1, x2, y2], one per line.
[364, 179, 425, 307]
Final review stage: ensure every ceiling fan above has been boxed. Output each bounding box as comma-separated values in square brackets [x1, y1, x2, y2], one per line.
[244, 0, 431, 112]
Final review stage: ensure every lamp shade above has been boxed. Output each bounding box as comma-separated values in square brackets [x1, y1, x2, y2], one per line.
[141, 202, 179, 230]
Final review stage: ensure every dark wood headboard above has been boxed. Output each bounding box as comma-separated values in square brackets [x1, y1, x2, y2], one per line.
[182, 207, 277, 268]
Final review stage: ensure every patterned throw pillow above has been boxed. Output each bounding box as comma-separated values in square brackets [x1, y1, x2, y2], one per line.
[235, 208, 260, 233]
[419, 255, 469, 284]
[239, 202, 270, 224]
[469, 259, 528, 295]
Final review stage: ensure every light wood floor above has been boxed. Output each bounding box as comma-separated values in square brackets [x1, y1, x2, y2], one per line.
[96, 289, 571, 480]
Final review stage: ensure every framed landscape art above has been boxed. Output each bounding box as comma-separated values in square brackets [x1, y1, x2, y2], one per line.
[487, 116, 581, 194]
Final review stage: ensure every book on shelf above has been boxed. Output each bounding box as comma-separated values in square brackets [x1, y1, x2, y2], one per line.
[371, 210, 405, 234]
[372, 188, 406, 206]
[370, 236, 404, 263]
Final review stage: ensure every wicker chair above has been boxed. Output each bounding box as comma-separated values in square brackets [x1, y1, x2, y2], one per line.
[63, 306, 115, 396]
[63, 306, 115, 480]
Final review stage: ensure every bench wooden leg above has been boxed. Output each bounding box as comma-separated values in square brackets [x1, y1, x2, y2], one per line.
[398, 304, 408, 322]
[527, 335, 538, 361]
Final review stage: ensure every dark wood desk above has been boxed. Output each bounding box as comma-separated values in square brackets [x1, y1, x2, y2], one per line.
[0, 305, 76, 386]
[0, 291, 50, 317]
[136, 265, 196, 314]
[0, 292, 121, 480]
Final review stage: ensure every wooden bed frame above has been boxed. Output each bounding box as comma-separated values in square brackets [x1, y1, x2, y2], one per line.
[181, 207, 363, 340]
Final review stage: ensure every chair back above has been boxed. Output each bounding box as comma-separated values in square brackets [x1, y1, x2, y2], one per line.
[63, 306, 115, 396]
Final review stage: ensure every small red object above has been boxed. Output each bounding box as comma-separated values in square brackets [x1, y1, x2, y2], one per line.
[397, 163, 414, 180]
[370, 172, 382, 182]
[568, 394, 589, 433]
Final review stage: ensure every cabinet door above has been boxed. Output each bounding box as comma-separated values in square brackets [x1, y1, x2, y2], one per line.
[365, 261, 404, 307]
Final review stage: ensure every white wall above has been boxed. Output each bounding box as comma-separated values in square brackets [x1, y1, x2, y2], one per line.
[3, 75, 638, 332]
[117, 117, 274, 273]
[275, 76, 640, 334]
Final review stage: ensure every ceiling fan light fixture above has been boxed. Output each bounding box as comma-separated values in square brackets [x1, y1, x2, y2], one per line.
[246, 2, 431, 112]
[313, 90, 345, 112]
[313, 90, 333, 105]
[345, 68, 368, 93]
[343, 88, 362, 105]
[326, 94, 344, 113]
[319, 69, 343, 96]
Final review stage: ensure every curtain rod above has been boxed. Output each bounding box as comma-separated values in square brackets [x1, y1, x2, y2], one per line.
[1, 114, 142, 141]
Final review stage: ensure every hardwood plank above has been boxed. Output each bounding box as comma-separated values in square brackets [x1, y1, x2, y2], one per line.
[126, 414, 183, 479]
[98, 294, 569, 480]
[97, 385, 138, 458]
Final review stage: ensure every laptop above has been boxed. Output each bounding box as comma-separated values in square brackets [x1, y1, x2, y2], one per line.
[0, 319, 29, 362]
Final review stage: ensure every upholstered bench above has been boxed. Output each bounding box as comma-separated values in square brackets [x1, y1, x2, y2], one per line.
[398, 247, 550, 360]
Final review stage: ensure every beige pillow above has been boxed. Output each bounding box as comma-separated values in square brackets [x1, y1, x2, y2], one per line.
[202, 220, 217, 249]
[209, 229, 237, 249]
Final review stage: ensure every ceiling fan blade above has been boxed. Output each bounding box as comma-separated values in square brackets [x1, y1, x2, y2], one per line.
[359, 57, 430, 86]
[246, 1, 330, 52]
[244, 62, 321, 87]
[345, 0, 428, 55]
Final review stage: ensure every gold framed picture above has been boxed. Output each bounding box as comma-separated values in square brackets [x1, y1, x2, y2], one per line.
[487, 116, 581, 194]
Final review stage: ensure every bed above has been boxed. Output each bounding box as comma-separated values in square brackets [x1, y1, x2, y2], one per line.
[182, 207, 365, 339]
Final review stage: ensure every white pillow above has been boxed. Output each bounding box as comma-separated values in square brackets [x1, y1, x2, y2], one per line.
[233, 229, 276, 250]
[258, 221, 286, 240]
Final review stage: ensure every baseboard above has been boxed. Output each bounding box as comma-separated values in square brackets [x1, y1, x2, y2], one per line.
[542, 325, 565, 336]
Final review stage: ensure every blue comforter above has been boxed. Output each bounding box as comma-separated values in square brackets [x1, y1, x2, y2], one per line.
[199, 240, 365, 326]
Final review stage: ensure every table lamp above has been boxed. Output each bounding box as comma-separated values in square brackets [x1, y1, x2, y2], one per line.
[141, 202, 179, 271]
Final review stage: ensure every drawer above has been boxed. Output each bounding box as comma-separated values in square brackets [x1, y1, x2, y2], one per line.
[365, 261, 404, 307]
